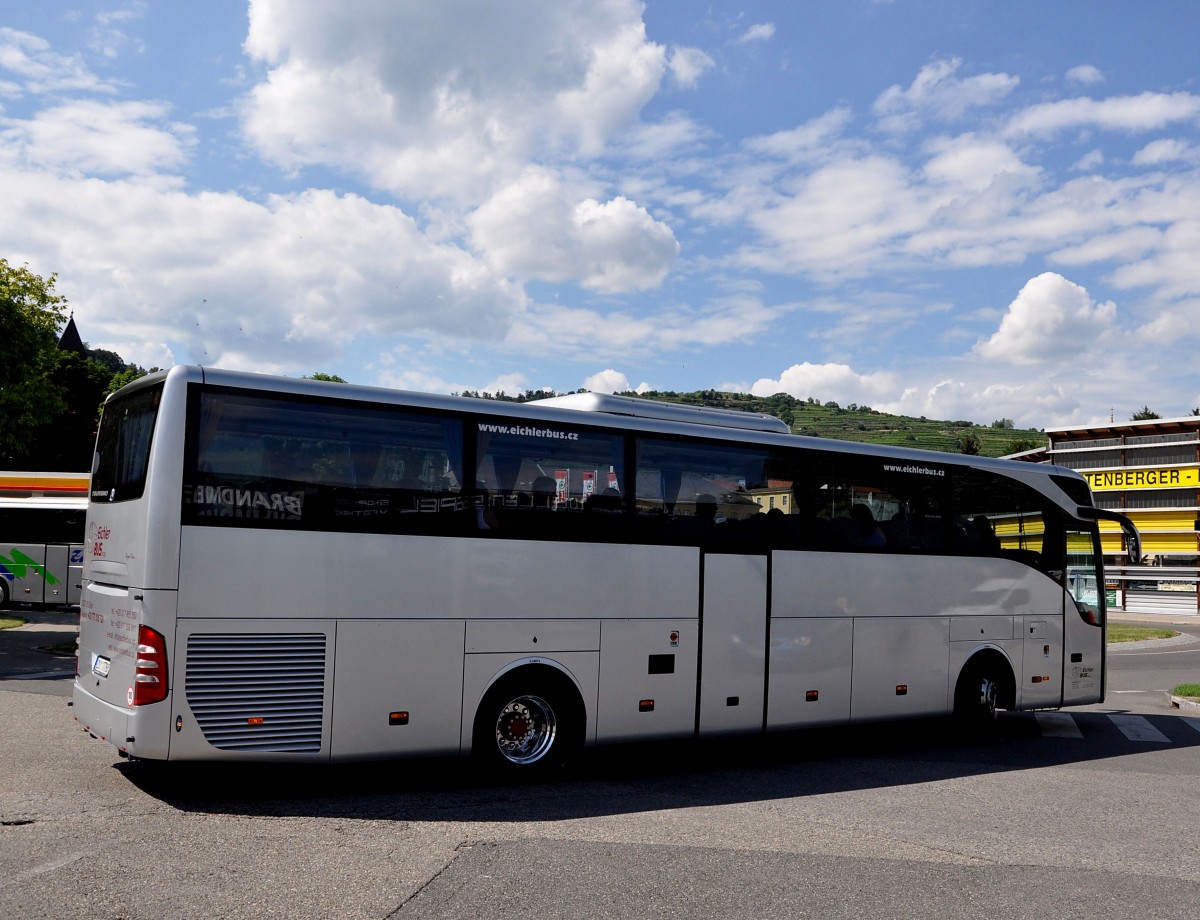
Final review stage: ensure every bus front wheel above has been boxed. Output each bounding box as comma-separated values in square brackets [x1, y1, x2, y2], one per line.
[954, 656, 1010, 726]
[473, 670, 582, 773]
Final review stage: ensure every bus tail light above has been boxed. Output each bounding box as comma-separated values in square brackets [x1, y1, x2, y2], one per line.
[133, 625, 169, 706]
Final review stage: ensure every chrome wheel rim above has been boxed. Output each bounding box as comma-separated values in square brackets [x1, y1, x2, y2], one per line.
[493, 694, 557, 764]
[978, 676, 998, 719]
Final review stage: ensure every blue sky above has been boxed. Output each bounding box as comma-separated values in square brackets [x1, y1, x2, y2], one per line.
[3, 1, 1199, 427]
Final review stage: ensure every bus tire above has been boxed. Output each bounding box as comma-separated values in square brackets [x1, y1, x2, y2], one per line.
[473, 668, 583, 774]
[954, 654, 1012, 727]
[0, 578, 8, 609]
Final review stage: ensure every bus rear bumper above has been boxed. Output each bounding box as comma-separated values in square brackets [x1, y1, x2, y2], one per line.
[71, 681, 170, 761]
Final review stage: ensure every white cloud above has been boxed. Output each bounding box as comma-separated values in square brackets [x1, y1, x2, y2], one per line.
[1136, 303, 1199, 344]
[1066, 64, 1104, 85]
[583, 369, 630, 393]
[873, 58, 1019, 133]
[667, 46, 714, 88]
[241, 0, 677, 200]
[1107, 219, 1200, 299]
[749, 362, 899, 405]
[1132, 138, 1196, 166]
[505, 295, 783, 362]
[467, 170, 679, 293]
[921, 134, 1038, 191]
[0, 27, 118, 95]
[1004, 92, 1200, 138]
[739, 155, 926, 278]
[974, 272, 1116, 364]
[736, 23, 775, 45]
[1049, 226, 1162, 267]
[1071, 148, 1104, 171]
[0, 99, 193, 178]
[742, 108, 855, 161]
[0, 169, 526, 371]
[88, 4, 148, 60]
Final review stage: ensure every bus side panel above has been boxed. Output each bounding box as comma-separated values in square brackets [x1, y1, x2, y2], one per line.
[596, 619, 699, 743]
[698, 553, 768, 736]
[331, 619, 467, 761]
[772, 551, 1065, 718]
[851, 616, 950, 720]
[767, 617, 853, 729]
[1019, 614, 1065, 709]
[3, 543, 49, 603]
[177, 530, 698, 623]
[171, 618, 335, 762]
[43, 544, 72, 604]
[1062, 595, 1103, 706]
[68, 544, 84, 605]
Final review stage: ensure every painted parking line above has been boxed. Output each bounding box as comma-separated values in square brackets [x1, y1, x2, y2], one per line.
[1107, 714, 1171, 744]
[1034, 711, 1085, 738]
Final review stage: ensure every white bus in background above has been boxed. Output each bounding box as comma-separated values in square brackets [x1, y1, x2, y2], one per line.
[72, 367, 1140, 770]
[0, 472, 88, 608]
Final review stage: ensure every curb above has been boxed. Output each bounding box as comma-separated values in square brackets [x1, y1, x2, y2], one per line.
[1169, 694, 1200, 713]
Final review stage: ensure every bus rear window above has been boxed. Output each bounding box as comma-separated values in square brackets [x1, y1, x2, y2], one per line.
[92, 383, 163, 503]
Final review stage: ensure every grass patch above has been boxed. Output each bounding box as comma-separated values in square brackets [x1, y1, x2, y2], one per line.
[0, 615, 27, 630]
[1172, 684, 1200, 699]
[41, 641, 77, 657]
[1107, 625, 1179, 643]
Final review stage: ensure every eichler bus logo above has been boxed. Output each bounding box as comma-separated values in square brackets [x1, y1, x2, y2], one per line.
[87, 521, 112, 558]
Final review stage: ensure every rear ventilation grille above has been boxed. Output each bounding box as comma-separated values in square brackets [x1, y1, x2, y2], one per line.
[185, 633, 326, 753]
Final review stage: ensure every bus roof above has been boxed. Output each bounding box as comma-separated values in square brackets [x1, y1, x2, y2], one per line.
[529, 392, 792, 434]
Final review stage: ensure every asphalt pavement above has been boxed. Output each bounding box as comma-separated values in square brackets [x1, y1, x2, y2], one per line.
[0, 604, 79, 685]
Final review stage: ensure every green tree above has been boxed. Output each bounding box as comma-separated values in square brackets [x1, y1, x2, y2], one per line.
[0, 260, 69, 463]
[957, 431, 981, 455]
[1130, 405, 1161, 421]
[305, 372, 347, 383]
[36, 350, 114, 468]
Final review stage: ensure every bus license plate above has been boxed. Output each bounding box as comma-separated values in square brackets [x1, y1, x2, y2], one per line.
[92, 655, 111, 678]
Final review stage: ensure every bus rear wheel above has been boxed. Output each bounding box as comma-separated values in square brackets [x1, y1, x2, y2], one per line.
[473, 671, 582, 773]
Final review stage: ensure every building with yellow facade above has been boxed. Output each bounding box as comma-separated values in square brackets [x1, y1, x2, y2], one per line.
[1044, 416, 1199, 615]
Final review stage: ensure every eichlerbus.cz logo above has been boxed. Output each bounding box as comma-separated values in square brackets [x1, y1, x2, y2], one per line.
[479, 422, 580, 441]
[883, 464, 946, 478]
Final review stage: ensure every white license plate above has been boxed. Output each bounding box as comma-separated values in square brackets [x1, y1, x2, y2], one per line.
[92, 655, 111, 678]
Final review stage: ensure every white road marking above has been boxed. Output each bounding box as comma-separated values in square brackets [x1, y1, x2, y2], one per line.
[1108, 714, 1171, 743]
[1035, 712, 1084, 738]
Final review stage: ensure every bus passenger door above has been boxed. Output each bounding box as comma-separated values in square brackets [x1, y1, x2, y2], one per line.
[1062, 527, 1105, 706]
[698, 553, 768, 735]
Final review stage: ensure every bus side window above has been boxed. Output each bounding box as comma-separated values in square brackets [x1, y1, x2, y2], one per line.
[949, 468, 1061, 573]
[634, 438, 778, 549]
[185, 391, 464, 535]
[475, 424, 625, 542]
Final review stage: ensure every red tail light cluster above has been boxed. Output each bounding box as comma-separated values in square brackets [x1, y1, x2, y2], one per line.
[133, 625, 168, 706]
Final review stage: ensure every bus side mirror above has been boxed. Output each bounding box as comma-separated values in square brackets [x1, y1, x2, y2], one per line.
[1076, 506, 1141, 566]
[1122, 519, 1142, 566]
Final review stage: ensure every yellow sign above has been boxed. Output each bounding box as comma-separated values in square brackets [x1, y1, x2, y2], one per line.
[1083, 467, 1200, 491]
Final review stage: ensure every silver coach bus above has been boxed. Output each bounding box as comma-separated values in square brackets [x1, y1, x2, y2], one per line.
[72, 366, 1139, 770]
